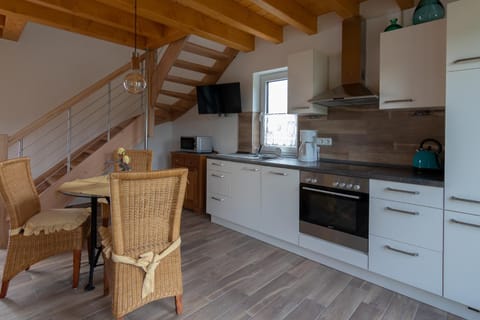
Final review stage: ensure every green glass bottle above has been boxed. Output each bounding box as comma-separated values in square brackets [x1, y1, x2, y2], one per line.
[384, 18, 403, 32]
[413, 0, 445, 25]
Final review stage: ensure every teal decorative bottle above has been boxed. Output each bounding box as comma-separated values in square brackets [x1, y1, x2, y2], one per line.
[384, 18, 403, 32]
[413, 0, 445, 25]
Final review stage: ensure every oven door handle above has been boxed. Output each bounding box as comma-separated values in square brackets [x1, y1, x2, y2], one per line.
[301, 186, 361, 200]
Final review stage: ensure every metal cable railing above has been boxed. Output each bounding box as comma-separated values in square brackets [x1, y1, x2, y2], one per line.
[8, 62, 147, 180]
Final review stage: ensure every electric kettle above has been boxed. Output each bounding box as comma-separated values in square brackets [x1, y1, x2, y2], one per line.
[412, 138, 442, 170]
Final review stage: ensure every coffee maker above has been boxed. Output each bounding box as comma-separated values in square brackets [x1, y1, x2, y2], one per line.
[298, 130, 318, 162]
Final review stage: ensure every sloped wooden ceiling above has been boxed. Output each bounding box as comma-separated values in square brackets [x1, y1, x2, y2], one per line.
[0, 0, 414, 51]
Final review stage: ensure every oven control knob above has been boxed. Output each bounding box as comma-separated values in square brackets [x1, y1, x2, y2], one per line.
[346, 184, 353, 189]
[311, 178, 318, 184]
[332, 181, 339, 187]
[353, 184, 361, 191]
[339, 182, 346, 188]
[306, 178, 312, 183]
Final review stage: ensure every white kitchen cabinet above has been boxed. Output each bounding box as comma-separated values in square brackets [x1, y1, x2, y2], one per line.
[379, 19, 446, 109]
[261, 167, 299, 244]
[206, 159, 234, 221]
[369, 179, 443, 294]
[230, 163, 262, 230]
[447, 0, 480, 71]
[444, 210, 480, 310]
[287, 49, 328, 115]
[445, 68, 480, 215]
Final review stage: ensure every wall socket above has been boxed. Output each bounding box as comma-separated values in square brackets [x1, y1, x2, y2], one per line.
[317, 137, 333, 146]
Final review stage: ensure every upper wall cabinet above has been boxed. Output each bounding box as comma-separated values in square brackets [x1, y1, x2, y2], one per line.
[288, 49, 328, 115]
[379, 19, 446, 110]
[447, 0, 480, 71]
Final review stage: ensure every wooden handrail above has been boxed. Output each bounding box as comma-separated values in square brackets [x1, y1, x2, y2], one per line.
[8, 54, 146, 147]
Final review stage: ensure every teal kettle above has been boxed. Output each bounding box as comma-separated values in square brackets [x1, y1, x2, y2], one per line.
[412, 139, 442, 170]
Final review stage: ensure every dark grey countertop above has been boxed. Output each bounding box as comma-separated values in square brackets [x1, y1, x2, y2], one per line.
[207, 154, 444, 188]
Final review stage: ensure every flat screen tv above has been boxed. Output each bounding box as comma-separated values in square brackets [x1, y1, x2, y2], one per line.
[196, 82, 242, 114]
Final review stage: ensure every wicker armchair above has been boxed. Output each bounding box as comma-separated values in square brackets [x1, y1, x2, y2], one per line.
[100, 169, 188, 320]
[101, 149, 153, 227]
[0, 158, 90, 298]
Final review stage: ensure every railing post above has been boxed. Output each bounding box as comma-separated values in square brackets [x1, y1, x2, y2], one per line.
[143, 85, 149, 149]
[66, 108, 72, 172]
[0, 134, 9, 248]
[17, 138, 23, 157]
[107, 82, 112, 141]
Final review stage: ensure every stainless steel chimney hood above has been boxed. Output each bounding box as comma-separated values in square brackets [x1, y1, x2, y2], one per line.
[309, 16, 379, 107]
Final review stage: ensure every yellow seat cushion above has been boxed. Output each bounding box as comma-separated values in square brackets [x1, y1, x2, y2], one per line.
[20, 208, 90, 236]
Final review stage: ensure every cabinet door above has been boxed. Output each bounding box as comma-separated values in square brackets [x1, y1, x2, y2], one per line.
[445, 69, 480, 215]
[184, 166, 198, 209]
[380, 19, 445, 109]
[230, 163, 262, 229]
[261, 167, 299, 244]
[444, 210, 480, 309]
[287, 50, 328, 115]
[447, 0, 480, 71]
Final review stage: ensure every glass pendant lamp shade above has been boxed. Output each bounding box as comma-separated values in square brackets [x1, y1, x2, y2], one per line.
[123, 53, 146, 94]
[123, 0, 146, 94]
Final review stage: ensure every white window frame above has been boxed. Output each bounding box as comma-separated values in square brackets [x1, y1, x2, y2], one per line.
[258, 69, 297, 156]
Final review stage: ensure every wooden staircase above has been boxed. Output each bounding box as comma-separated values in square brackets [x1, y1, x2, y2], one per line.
[152, 37, 239, 124]
[34, 116, 138, 194]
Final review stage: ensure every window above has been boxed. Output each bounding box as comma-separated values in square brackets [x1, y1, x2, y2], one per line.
[258, 69, 297, 155]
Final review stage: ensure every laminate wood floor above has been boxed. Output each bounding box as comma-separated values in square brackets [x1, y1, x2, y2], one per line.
[0, 211, 465, 320]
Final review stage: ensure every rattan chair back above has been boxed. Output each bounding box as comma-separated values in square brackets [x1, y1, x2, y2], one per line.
[109, 169, 188, 257]
[0, 157, 41, 229]
[113, 149, 152, 172]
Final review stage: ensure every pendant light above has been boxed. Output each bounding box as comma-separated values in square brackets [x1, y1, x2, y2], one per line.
[123, 0, 147, 94]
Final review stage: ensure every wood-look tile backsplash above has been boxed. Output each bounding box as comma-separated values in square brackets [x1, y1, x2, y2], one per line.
[298, 107, 445, 166]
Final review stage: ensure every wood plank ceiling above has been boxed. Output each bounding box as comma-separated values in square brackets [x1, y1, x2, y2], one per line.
[0, 0, 415, 52]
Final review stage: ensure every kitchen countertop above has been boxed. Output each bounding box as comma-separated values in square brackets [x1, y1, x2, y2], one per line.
[207, 154, 444, 187]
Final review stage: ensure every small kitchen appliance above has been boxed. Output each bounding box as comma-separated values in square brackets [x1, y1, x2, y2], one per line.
[298, 130, 318, 162]
[180, 136, 213, 153]
[412, 138, 442, 170]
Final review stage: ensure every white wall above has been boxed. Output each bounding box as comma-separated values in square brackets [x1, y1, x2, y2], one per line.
[0, 23, 132, 135]
[137, 122, 174, 170]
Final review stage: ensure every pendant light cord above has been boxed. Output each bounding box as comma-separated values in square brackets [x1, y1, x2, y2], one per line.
[134, 0, 137, 56]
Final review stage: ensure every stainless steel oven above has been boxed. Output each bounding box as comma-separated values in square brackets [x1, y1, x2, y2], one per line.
[299, 171, 369, 253]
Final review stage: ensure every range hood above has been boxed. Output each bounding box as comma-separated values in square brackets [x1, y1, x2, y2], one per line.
[309, 16, 378, 107]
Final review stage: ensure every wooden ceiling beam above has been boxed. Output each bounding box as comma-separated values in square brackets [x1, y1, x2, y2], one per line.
[0, 0, 148, 48]
[26, 0, 167, 40]
[175, 0, 283, 44]
[2, 14, 27, 41]
[395, 0, 415, 10]
[96, 0, 255, 52]
[249, 0, 317, 35]
[330, 0, 359, 19]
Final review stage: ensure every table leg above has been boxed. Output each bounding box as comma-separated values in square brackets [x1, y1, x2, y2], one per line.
[85, 196, 97, 291]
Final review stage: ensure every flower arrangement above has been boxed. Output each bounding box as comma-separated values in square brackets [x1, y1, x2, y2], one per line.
[116, 147, 131, 171]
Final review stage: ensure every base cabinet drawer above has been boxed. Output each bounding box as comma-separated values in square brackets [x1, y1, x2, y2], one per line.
[206, 193, 232, 220]
[444, 210, 480, 309]
[370, 179, 443, 208]
[370, 199, 443, 251]
[207, 171, 232, 196]
[369, 235, 442, 295]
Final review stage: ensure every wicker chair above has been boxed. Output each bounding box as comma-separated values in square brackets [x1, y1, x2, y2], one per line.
[0, 157, 90, 298]
[100, 169, 188, 320]
[101, 149, 153, 227]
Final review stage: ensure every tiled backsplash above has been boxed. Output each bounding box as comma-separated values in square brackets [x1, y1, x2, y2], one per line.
[299, 107, 445, 166]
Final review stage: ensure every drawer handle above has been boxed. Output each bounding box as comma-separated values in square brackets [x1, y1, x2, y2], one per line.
[450, 196, 480, 204]
[385, 206, 419, 216]
[384, 245, 419, 257]
[211, 174, 224, 178]
[269, 171, 287, 176]
[452, 56, 480, 65]
[450, 218, 480, 229]
[211, 196, 224, 202]
[383, 99, 414, 104]
[385, 187, 419, 195]
[291, 106, 310, 110]
[211, 162, 224, 167]
[242, 167, 260, 172]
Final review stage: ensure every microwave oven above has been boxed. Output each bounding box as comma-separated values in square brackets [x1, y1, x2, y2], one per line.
[180, 136, 213, 153]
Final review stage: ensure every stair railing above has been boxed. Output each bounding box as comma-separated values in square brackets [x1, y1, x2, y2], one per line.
[7, 54, 147, 180]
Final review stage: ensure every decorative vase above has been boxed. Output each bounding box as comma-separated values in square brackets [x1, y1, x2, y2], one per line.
[413, 0, 445, 25]
[384, 18, 403, 32]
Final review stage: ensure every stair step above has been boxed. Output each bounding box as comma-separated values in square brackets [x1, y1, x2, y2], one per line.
[174, 59, 219, 74]
[159, 90, 196, 101]
[183, 42, 231, 60]
[165, 75, 203, 87]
